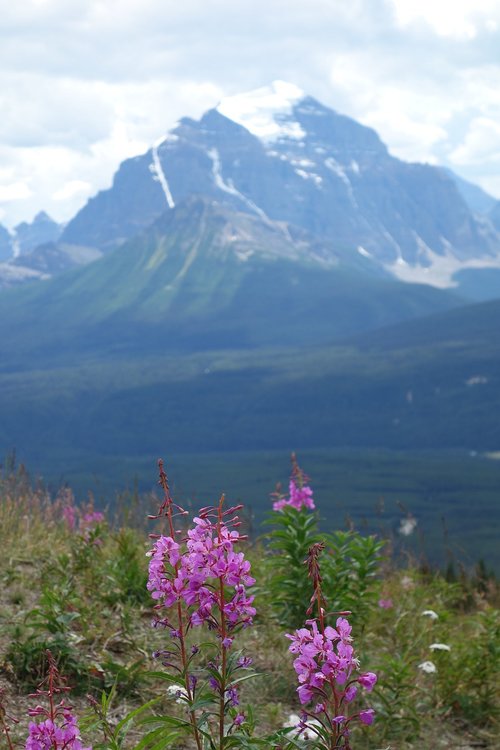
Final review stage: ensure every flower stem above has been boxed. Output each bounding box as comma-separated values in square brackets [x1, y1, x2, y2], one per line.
[159, 461, 203, 750]
[0, 717, 15, 750]
[218, 495, 228, 750]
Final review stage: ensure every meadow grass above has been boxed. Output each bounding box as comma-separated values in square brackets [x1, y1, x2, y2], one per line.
[0, 460, 498, 748]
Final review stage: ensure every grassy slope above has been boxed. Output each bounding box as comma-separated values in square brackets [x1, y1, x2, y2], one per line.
[0, 199, 462, 366]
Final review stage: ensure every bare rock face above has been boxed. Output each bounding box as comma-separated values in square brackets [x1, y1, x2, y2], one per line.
[59, 81, 500, 288]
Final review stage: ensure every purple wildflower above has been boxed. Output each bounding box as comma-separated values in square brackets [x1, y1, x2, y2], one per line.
[288, 480, 315, 510]
[344, 684, 357, 702]
[81, 511, 105, 527]
[286, 544, 376, 747]
[358, 672, 377, 692]
[271, 454, 315, 512]
[359, 708, 375, 725]
[378, 598, 393, 609]
[272, 479, 315, 512]
[26, 715, 91, 750]
[62, 505, 77, 531]
[226, 687, 239, 707]
[25, 652, 91, 750]
[146, 508, 256, 633]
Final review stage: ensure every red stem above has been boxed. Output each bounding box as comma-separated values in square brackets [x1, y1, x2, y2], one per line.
[217, 496, 228, 750]
[0, 717, 15, 750]
[312, 554, 340, 750]
[159, 463, 203, 750]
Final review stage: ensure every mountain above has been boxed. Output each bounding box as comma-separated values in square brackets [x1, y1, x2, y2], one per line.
[58, 81, 500, 290]
[0, 196, 462, 367]
[0, 224, 13, 262]
[14, 211, 62, 255]
[489, 200, 500, 231]
[1, 81, 499, 487]
[11, 242, 101, 275]
[0, 213, 86, 289]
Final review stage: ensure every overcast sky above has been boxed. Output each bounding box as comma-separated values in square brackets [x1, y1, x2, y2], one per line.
[1, 0, 499, 228]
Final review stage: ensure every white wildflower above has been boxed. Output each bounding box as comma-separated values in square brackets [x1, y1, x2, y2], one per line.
[421, 609, 439, 620]
[430, 643, 451, 651]
[401, 575, 414, 590]
[167, 684, 188, 703]
[283, 714, 301, 728]
[399, 517, 417, 536]
[418, 660, 437, 674]
[283, 713, 321, 740]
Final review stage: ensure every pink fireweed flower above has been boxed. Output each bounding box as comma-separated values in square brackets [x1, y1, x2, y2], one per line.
[271, 455, 315, 512]
[26, 715, 91, 750]
[286, 616, 363, 703]
[378, 597, 393, 609]
[147, 505, 256, 635]
[62, 505, 77, 531]
[80, 511, 105, 527]
[344, 685, 357, 702]
[288, 480, 315, 510]
[359, 708, 375, 725]
[286, 543, 376, 747]
[272, 480, 315, 512]
[272, 497, 288, 512]
[358, 672, 377, 692]
[26, 652, 91, 750]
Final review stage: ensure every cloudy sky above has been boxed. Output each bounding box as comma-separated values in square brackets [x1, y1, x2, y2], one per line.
[1, 0, 500, 228]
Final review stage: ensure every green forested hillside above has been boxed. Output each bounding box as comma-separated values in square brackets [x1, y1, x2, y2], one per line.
[0, 198, 461, 366]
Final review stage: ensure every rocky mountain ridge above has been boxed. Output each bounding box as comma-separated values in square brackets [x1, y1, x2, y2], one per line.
[2, 81, 500, 293]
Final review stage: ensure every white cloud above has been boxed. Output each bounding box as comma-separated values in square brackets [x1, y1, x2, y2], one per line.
[52, 180, 93, 202]
[450, 117, 500, 166]
[390, 0, 500, 39]
[477, 174, 500, 197]
[0, 181, 32, 202]
[0, 0, 499, 226]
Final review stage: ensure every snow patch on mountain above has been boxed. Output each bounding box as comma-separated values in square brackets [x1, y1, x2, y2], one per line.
[207, 147, 270, 222]
[12, 236, 20, 259]
[151, 137, 175, 209]
[413, 232, 435, 265]
[217, 81, 306, 142]
[357, 245, 372, 258]
[295, 169, 322, 186]
[0, 262, 49, 286]
[388, 243, 500, 288]
[325, 157, 357, 207]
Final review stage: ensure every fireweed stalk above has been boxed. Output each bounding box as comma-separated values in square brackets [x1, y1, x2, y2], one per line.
[285, 544, 377, 749]
[25, 650, 91, 750]
[272, 453, 315, 512]
[0, 688, 19, 750]
[146, 460, 256, 748]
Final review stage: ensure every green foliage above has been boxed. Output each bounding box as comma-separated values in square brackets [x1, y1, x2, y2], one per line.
[323, 530, 384, 628]
[264, 506, 322, 627]
[372, 652, 421, 742]
[437, 608, 500, 725]
[6, 625, 85, 690]
[103, 528, 149, 607]
[6, 577, 87, 690]
[264, 508, 383, 629]
[82, 685, 165, 750]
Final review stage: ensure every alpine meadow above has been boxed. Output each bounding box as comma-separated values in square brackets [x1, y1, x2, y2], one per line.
[1, 18, 500, 749]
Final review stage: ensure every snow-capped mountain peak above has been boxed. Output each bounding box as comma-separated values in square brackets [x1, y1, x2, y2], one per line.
[216, 80, 306, 142]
